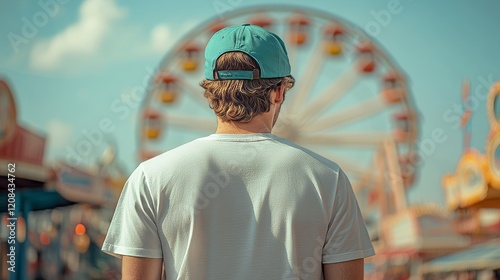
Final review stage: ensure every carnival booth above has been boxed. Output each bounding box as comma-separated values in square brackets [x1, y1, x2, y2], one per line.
[366, 204, 470, 279]
[441, 81, 500, 236]
[423, 81, 500, 278]
[421, 238, 500, 278]
[0, 79, 126, 280]
[0, 79, 66, 280]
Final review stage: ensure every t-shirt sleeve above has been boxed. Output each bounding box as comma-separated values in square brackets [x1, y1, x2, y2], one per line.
[101, 164, 162, 259]
[322, 169, 375, 263]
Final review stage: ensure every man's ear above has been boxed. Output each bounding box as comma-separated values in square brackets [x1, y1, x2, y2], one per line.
[273, 83, 285, 104]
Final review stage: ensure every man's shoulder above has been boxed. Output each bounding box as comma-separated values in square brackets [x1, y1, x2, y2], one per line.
[140, 137, 209, 172]
[271, 135, 341, 173]
[139, 134, 342, 176]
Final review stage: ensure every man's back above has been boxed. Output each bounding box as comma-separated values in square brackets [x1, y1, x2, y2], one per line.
[103, 133, 374, 279]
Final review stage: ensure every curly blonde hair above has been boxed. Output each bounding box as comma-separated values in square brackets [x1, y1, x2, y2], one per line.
[200, 52, 295, 123]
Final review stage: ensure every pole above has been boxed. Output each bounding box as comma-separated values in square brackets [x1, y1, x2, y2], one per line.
[461, 79, 472, 152]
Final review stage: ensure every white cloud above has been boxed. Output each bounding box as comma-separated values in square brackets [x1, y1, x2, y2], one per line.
[150, 24, 172, 54]
[30, 0, 125, 70]
[148, 20, 200, 55]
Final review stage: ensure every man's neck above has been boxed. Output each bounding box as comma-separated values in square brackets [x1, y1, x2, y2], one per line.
[215, 116, 272, 134]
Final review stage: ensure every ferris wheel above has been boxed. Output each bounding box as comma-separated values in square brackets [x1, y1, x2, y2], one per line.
[137, 5, 419, 219]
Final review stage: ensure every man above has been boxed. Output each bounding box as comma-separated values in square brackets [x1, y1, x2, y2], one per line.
[102, 24, 375, 279]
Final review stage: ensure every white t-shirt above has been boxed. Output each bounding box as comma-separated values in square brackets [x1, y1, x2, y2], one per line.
[102, 133, 374, 279]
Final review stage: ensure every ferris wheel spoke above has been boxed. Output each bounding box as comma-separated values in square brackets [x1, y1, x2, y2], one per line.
[288, 41, 326, 113]
[166, 114, 216, 132]
[303, 95, 389, 133]
[177, 79, 210, 108]
[297, 131, 392, 146]
[383, 139, 407, 211]
[296, 65, 359, 121]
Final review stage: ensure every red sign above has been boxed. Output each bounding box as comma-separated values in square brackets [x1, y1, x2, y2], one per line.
[0, 79, 17, 146]
[0, 79, 46, 165]
[0, 125, 46, 165]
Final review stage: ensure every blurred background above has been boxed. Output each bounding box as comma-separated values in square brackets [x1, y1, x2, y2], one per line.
[1, 0, 499, 279]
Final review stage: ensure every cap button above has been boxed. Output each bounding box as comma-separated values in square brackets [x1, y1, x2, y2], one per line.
[242, 23, 250, 26]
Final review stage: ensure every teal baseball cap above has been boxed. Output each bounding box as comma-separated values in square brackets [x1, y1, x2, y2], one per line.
[204, 24, 292, 80]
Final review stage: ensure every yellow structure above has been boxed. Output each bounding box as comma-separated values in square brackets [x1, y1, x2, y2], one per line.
[443, 81, 500, 210]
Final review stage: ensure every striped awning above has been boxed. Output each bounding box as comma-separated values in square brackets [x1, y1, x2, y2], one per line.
[422, 239, 500, 273]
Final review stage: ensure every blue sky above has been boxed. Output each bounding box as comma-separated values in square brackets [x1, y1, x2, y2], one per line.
[1, 0, 499, 206]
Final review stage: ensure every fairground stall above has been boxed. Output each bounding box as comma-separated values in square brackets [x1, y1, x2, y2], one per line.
[424, 81, 500, 278]
[0, 79, 126, 280]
